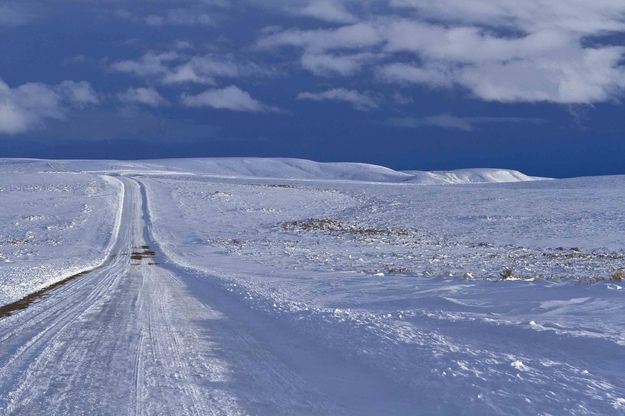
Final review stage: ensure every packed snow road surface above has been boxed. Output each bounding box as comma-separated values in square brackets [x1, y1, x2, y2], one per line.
[0, 158, 624, 415]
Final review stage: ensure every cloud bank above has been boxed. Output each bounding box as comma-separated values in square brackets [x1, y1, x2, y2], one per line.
[181, 85, 271, 112]
[389, 114, 546, 131]
[118, 87, 167, 107]
[257, 0, 625, 104]
[297, 88, 377, 111]
[4, 0, 625, 139]
[0, 79, 98, 135]
[0, 4, 35, 27]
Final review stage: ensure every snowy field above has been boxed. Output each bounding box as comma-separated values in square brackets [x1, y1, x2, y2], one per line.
[0, 162, 123, 305]
[0, 158, 624, 415]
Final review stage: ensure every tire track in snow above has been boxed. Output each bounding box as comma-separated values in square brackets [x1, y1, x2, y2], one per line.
[0, 179, 139, 414]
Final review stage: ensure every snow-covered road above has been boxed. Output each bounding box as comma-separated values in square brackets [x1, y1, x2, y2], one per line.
[0, 177, 422, 415]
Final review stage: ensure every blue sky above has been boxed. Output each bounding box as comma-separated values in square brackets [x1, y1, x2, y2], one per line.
[1, 0, 624, 177]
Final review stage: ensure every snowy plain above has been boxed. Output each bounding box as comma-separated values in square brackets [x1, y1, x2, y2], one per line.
[0, 161, 123, 305]
[0, 157, 624, 415]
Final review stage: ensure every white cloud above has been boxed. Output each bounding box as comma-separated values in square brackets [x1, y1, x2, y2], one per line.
[180, 85, 269, 112]
[297, 88, 377, 111]
[118, 87, 167, 107]
[383, 21, 574, 64]
[379, 46, 625, 103]
[249, 0, 356, 23]
[257, 1, 625, 104]
[111, 51, 179, 78]
[145, 8, 216, 27]
[0, 81, 60, 135]
[162, 55, 242, 85]
[301, 52, 373, 76]
[256, 23, 384, 77]
[0, 4, 34, 27]
[0, 79, 98, 135]
[389, 114, 545, 131]
[257, 23, 382, 52]
[374, 16, 625, 103]
[299, 0, 356, 23]
[391, 114, 475, 131]
[390, 92, 414, 105]
[390, 0, 625, 34]
[459, 47, 625, 103]
[111, 52, 270, 86]
[378, 63, 454, 88]
[56, 81, 99, 108]
[115, 6, 223, 27]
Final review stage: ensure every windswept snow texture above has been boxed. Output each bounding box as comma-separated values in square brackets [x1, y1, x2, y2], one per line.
[0, 158, 624, 415]
[143, 171, 625, 415]
[0, 165, 122, 305]
[402, 168, 540, 184]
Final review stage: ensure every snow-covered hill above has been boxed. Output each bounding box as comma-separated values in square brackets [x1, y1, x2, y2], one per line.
[0, 157, 545, 184]
[147, 158, 546, 184]
[403, 167, 541, 184]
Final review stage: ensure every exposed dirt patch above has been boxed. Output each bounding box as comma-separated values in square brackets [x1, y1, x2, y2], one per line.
[130, 245, 156, 264]
[281, 218, 414, 238]
[0, 270, 90, 318]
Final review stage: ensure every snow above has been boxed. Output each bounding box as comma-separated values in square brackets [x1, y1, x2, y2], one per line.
[143, 158, 545, 184]
[0, 170, 123, 305]
[403, 168, 543, 184]
[0, 157, 624, 415]
[1, 157, 543, 184]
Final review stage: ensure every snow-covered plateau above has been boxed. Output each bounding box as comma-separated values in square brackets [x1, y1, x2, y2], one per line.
[0, 157, 623, 415]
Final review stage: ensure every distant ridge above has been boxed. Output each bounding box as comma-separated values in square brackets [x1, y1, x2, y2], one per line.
[401, 168, 543, 184]
[0, 157, 546, 184]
